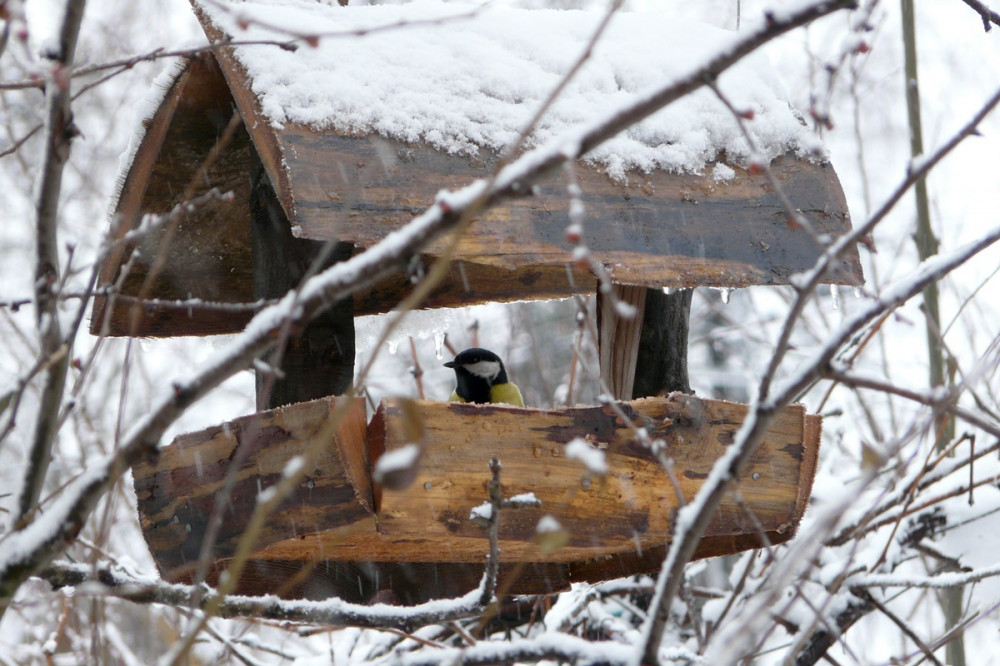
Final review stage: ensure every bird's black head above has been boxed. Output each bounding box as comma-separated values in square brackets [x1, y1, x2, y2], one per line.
[444, 347, 509, 403]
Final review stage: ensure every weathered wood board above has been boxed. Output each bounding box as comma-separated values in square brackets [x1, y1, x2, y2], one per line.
[367, 396, 816, 564]
[133, 395, 820, 603]
[132, 397, 370, 585]
[93, 48, 861, 338]
[91, 54, 256, 338]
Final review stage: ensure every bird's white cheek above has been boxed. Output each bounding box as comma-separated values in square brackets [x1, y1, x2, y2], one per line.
[465, 360, 500, 380]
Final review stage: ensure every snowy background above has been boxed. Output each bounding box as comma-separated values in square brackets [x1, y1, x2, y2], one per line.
[1, 0, 1000, 663]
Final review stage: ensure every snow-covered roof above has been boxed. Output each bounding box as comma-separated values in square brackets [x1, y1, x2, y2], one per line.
[95, 1, 859, 338]
[199, 0, 817, 180]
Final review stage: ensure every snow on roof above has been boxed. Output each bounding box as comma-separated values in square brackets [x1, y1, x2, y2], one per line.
[201, 0, 817, 180]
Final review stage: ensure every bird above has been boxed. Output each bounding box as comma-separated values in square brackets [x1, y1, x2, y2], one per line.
[444, 347, 524, 407]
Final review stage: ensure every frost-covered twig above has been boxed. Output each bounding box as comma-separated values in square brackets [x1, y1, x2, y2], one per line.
[828, 369, 1000, 438]
[850, 560, 1000, 589]
[368, 632, 631, 666]
[638, 225, 1000, 664]
[757, 84, 1000, 404]
[14, 0, 86, 527]
[40, 561, 491, 630]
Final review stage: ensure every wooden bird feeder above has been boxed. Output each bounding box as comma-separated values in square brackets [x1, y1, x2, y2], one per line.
[105, 1, 862, 604]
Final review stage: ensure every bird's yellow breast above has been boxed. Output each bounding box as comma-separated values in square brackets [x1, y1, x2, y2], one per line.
[448, 382, 524, 407]
[490, 382, 524, 407]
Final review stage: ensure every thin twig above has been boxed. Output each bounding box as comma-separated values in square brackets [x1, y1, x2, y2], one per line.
[958, 0, 1000, 31]
[14, 0, 87, 527]
[409, 336, 425, 400]
[828, 369, 1000, 438]
[481, 457, 503, 609]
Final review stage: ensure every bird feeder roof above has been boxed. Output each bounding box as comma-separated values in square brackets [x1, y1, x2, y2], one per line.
[93, 0, 862, 337]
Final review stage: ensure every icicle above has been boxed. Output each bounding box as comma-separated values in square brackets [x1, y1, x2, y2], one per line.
[434, 331, 445, 359]
[720, 287, 732, 304]
[387, 340, 398, 354]
[830, 284, 841, 311]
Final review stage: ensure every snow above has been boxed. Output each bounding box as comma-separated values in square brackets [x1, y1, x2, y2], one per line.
[107, 56, 187, 218]
[565, 437, 608, 474]
[536, 514, 562, 533]
[469, 501, 492, 522]
[372, 443, 420, 482]
[711, 161, 736, 182]
[507, 492, 541, 508]
[199, 0, 819, 180]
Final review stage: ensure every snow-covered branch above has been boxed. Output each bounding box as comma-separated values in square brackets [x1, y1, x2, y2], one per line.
[41, 561, 490, 630]
[850, 561, 1000, 589]
[15, 0, 86, 527]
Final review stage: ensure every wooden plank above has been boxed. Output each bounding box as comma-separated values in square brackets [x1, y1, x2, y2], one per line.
[134, 395, 819, 601]
[90, 53, 255, 337]
[280, 128, 863, 288]
[93, 54, 861, 337]
[132, 396, 370, 583]
[366, 396, 811, 564]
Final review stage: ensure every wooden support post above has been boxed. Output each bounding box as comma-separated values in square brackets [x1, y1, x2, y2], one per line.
[250, 148, 355, 410]
[633, 288, 693, 397]
[598, 284, 645, 400]
[599, 284, 692, 400]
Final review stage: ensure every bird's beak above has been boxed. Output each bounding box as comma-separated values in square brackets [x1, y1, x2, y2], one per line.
[443, 360, 456, 368]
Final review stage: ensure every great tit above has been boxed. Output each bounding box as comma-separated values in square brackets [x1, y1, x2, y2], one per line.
[444, 347, 524, 407]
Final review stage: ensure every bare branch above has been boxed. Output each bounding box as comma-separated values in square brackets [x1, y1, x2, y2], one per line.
[959, 0, 1000, 31]
[757, 84, 1000, 404]
[828, 369, 1000, 438]
[852, 588, 945, 666]
[793, 597, 873, 666]
[14, 0, 87, 526]
[480, 457, 503, 609]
